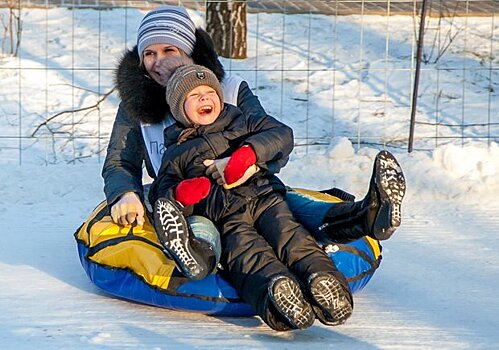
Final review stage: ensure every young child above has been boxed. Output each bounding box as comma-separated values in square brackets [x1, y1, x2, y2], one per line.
[148, 64, 354, 331]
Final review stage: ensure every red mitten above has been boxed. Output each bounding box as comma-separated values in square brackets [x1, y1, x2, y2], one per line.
[224, 145, 257, 185]
[175, 177, 211, 206]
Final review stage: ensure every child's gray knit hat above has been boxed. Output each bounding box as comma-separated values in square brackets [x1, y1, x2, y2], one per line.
[165, 64, 224, 127]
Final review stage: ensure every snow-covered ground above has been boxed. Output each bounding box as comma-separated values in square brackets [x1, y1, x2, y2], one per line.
[1, 7, 498, 350]
[2, 146, 499, 349]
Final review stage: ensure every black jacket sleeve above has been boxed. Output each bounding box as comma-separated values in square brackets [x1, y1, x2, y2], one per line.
[236, 81, 267, 121]
[102, 104, 146, 205]
[148, 154, 185, 207]
[236, 81, 294, 174]
[244, 113, 294, 173]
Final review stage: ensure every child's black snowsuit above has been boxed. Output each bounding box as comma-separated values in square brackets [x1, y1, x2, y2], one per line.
[149, 104, 350, 324]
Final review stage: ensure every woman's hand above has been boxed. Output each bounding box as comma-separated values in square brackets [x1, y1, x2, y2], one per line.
[152, 55, 194, 86]
[110, 192, 145, 227]
[204, 158, 259, 189]
[204, 158, 226, 186]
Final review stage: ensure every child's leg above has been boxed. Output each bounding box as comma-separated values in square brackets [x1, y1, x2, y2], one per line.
[220, 211, 314, 331]
[254, 193, 353, 326]
[254, 193, 344, 282]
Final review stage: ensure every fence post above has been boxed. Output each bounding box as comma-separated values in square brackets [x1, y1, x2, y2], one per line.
[408, 0, 429, 153]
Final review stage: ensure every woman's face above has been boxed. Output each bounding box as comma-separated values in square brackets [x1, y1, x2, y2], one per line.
[143, 43, 183, 84]
[183, 85, 222, 126]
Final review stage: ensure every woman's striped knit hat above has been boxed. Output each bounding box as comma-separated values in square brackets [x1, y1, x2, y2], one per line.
[137, 6, 196, 61]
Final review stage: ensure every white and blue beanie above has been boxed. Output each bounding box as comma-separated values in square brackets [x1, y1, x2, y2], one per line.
[137, 6, 196, 61]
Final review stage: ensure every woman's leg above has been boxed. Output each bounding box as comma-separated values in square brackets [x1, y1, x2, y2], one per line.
[286, 150, 406, 242]
[285, 189, 337, 239]
[320, 150, 406, 241]
[187, 215, 221, 267]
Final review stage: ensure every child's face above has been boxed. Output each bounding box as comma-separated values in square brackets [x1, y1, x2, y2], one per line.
[184, 85, 222, 126]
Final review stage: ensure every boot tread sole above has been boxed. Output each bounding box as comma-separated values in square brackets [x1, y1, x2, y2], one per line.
[154, 198, 205, 280]
[310, 275, 353, 326]
[374, 151, 406, 239]
[270, 277, 315, 330]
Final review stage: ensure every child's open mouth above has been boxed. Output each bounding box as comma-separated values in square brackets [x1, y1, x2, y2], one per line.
[198, 106, 213, 115]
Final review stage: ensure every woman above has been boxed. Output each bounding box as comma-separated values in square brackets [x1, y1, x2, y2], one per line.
[103, 5, 406, 280]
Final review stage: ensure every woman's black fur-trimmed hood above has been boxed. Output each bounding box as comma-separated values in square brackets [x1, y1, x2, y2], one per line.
[115, 28, 226, 124]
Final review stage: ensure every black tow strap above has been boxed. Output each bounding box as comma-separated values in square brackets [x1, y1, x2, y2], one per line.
[324, 242, 381, 283]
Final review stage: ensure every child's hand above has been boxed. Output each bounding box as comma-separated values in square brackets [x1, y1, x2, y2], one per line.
[224, 145, 257, 185]
[175, 177, 211, 206]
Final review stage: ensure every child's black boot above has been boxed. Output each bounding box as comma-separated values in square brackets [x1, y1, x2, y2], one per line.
[154, 197, 214, 280]
[262, 275, 315, 331]
[308, 272, 353, 326]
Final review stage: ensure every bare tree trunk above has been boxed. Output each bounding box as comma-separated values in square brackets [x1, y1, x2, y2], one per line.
[14, 5, 21, 56]
[206, 1, 247, 59]
[1, 1, 22, 57]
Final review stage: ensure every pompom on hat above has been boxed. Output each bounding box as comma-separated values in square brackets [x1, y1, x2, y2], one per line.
[137, 5, 196, 62]
[165, 64, 224, 127]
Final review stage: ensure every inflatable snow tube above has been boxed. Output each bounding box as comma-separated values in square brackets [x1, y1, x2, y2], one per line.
[75, 193, 381, 317]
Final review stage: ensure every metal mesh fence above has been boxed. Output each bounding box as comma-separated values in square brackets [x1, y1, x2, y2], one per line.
[0, 0, 497, 164]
